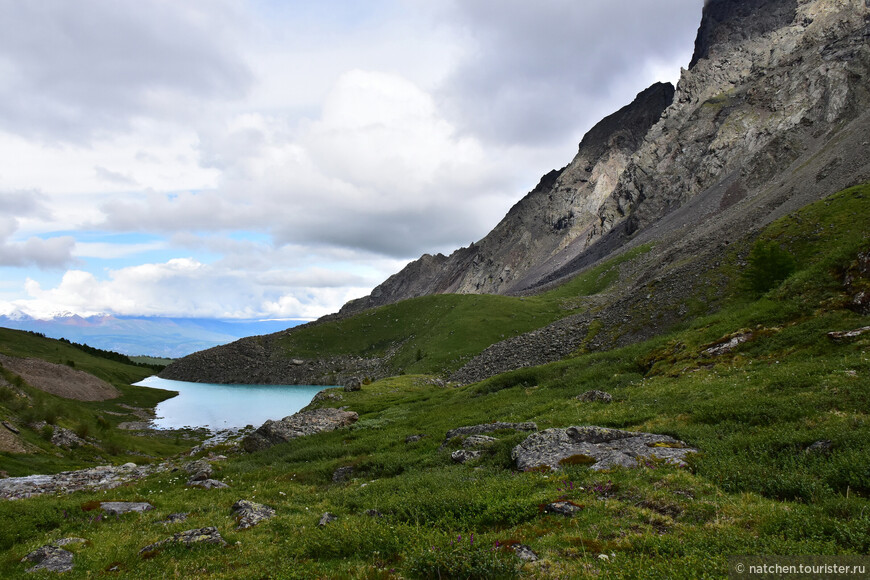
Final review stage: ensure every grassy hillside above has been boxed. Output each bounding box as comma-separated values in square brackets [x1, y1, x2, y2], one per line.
[0, 185, 866, 577]
[278, 244, 653, 376]
[0, 329, 197, 476]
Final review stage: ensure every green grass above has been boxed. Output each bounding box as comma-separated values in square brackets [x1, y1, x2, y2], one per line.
[279, 244, 654, 376]
[0, 186, 868, 577]
[0, 329, 198, 476]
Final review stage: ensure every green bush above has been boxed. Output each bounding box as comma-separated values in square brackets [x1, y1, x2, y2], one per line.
[742, 240, 797, 296]
[407, 535, 519, 579]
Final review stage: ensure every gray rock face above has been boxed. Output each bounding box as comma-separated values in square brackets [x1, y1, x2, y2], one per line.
[21, 545, 74, 573]
[344, 377, 362, 392]
[139, 527, 227, 554]
[242, 407, 359, 452]
[0, 462, 170, 500]
[511, 426, 697, 472]
[340, 82, 677, 314]
[576, 390, 612, 403]
[100, 502, 154, 515]
[232, 499, 275, 530]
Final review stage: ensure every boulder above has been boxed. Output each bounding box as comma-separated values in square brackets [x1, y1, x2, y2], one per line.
[232, 499, 275, 530]
[139, 527, 227, 554]
[344, 377, 362, 392]
[100, 502, 154, 515]
[575, 390, 613, 403]
[242, 407, 359, 452]
[511, 426, 697, 471]
[21, 545, 74, 573]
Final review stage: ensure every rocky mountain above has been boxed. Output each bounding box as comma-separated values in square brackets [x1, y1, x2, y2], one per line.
[342, 0, 870, 314]
[162, 0, 870, 385]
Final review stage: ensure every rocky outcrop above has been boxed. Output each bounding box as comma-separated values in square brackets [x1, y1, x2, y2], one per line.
[231, 499, 275, 530]
[511, 426, 697, 471]
[241, 407, 359, 452]
[160, 0, 870, 387]
[0, 462, 169, 500]
[21, 545, 74, 573]
[341, 82, 676, 315]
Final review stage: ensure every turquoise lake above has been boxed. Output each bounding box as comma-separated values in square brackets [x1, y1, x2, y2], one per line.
[134, 376, 331, 430]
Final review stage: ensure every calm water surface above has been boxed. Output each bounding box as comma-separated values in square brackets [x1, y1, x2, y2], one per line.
[134, 376, 332, 430]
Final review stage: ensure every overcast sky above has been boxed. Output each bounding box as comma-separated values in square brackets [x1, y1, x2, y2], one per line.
[0, 0, 702, 321]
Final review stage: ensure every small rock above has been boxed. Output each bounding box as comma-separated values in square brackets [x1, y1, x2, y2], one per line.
[513, 544, 538, 562]
[405, 434, 425, 444]
[118, 462, 137, 470]
[576, 390, 612, 403]
[2, 420, 20, 434]
[139, 527, 227, 555]
[187, 479, 230, 489]
[703, 332, 753, 356]
[827, 326, 870, 342]
[544, 501, 583, 516]
[100, 502, 154, 515]
[318, 512, 337, 527]
[365, 509, 383, 518]
[53, 537, 87, 547]
[344, 377, 362, 392]
[231, 499, 276, 530]
[156, 513, 190, 525]
[805, 440, 833, 454]
[332, 466, 354, 483]
[451, 449, 482, 464]
[21, 545, 74, 573]
[463, 435, 497, 449]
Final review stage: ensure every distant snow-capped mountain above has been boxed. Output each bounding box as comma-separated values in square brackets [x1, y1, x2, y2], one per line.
[0, 314, 303, 357]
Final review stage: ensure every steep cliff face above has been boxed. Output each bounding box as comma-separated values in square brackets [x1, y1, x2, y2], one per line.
[341, 82, 675, 315]
[343, 0, 870, 314]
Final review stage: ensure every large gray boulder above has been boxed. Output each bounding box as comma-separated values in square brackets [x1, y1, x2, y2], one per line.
[21, 545, 74, 573]
[512, 426, 697, 471]
[242, 407, 359, 452]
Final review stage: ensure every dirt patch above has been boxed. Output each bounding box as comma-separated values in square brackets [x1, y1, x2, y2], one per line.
[0, 425, 34, 454]
[0, 355, 120, 401]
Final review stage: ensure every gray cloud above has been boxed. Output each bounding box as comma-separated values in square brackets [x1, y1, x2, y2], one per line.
[94, 166, 137, 186]
[0, 190, 75, 267]
[438, 0, 703, 146]
[0, 0, 252, 142]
